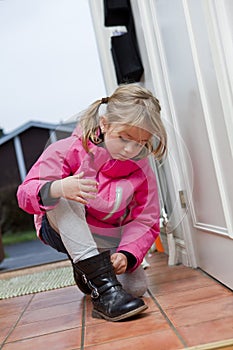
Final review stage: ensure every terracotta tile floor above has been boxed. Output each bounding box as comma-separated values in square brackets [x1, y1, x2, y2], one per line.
[1, 252, 233, 350]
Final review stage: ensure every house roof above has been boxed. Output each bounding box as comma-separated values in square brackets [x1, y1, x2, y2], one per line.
[0, 120, 76, 146]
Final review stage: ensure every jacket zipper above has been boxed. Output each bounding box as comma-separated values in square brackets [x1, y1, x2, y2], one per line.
[103, 186, 123, 220]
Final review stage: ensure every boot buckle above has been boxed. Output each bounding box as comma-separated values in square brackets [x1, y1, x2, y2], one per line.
[82, 274, 100, 299]
[88, 280, 100, 299]
[91, 288, 100, 299]
[82, 274, 88, 284]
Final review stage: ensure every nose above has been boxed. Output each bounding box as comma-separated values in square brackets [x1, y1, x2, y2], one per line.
[124, 141, 136, 153]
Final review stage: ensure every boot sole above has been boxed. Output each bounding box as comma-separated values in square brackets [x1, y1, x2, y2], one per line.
[92, 304, 148, 322]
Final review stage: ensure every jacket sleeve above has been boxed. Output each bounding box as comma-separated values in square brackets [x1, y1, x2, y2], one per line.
[117, 164, 161, 271]
[17, 136, 81, 214]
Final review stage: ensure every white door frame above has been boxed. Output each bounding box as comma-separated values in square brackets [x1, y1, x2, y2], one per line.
[132, 0, 198, 267]
[89, 0, 198, 267]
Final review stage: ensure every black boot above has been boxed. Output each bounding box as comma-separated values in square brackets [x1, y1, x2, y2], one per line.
[73, 250, 148, 322]
[72, 261, 91, 295]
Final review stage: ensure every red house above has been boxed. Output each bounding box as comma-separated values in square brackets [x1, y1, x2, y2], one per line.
[0, 120, 76, 260]
[0, 120, 75, 189]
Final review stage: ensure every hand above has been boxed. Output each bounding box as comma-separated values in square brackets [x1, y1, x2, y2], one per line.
[50, 171, 98, 204]
[111, 253, 127, 275]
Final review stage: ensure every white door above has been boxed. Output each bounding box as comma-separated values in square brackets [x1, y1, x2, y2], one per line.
[135, 0, 233, 289]
[89, 0, 233, 289]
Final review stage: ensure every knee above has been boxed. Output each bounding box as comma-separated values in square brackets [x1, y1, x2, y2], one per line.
[117, 267, 148, 297]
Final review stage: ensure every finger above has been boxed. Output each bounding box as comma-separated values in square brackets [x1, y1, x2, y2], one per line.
[112, 257, 124, 271]
[115, 265, 126, 275]
[74, 196, 88, 205]
[74, 171, 84, 179]
[111, 259, 118, 270]
[75, 178, 99, 189]
[116, 262, 127, 274]
[80, 192, 97, 199]
[82, 179, 99, 186]
[81, 184, 98, 193]
[112, 253, 126, 265]
[110, 253, 118, 264]
[73, 173, 97, 184]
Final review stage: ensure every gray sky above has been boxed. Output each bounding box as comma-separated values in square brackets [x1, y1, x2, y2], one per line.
[0, 0, 106, 133]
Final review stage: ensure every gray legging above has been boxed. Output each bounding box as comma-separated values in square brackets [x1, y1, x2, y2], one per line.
[43, 198, 148, 297]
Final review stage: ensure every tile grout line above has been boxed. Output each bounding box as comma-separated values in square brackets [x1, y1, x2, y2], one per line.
[80, 295, 86, 350]
[147, 287, 188, 348]
[185, 337, 233, 350]
[0, 294, 35, 349]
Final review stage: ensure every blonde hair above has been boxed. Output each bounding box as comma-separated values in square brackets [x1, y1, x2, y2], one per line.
[79, 84, 167, 160]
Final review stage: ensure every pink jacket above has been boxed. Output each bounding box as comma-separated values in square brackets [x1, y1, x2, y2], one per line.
[17, 128, 160, 270]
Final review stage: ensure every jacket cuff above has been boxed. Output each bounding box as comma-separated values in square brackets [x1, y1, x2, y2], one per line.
[39, 182, 60, 207]
[118, 250, 137, 270]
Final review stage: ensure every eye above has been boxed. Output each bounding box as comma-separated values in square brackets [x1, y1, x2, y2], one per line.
[136, 142, 143, 148]
[120, 136, 144, 148]
[119, 136, 128, 143]
[134, 142, 145, 149]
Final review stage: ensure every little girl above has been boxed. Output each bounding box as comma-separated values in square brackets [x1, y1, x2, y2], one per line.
[17, 84, 167, 322]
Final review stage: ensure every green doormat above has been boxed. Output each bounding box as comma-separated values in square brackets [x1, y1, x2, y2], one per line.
[0, 266, 75, 299]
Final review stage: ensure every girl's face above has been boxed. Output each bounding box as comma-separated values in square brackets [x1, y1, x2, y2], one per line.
[100, 119, 152, 160]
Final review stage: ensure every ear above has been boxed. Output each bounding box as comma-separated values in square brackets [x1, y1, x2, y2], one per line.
[99, 116, 108, 133]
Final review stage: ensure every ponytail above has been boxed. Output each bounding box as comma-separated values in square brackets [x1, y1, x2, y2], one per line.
[79, 99, 102, 152]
